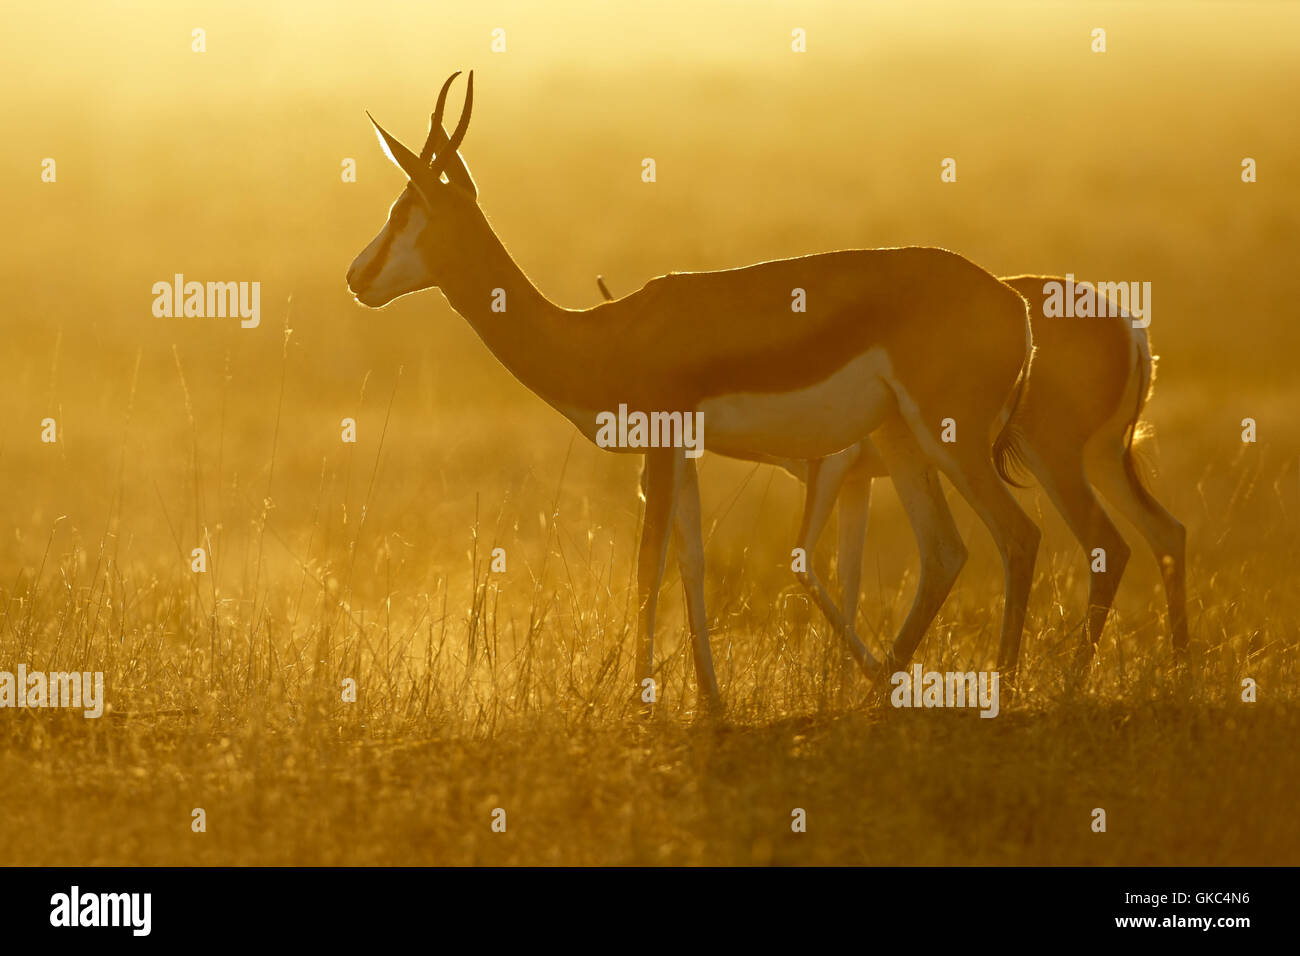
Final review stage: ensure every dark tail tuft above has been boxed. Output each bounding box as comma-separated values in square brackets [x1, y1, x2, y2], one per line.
[994, 419, 1032, 488]
[1121, 340, 1160, 510]
[992, 297, 1035, 488]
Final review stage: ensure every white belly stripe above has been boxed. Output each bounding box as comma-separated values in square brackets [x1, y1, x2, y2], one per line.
[699, 348, 899, 459]
[556, 348, 920, 462]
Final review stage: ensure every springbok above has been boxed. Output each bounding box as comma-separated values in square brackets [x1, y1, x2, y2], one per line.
[346, 71, 1040, 711]
[599, 272, 1188, 667]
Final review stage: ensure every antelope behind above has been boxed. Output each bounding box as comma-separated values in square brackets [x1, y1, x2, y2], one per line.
[598, 273, 1186, 671]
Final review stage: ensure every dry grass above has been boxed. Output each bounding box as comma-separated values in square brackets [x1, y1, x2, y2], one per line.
[1, 0, 1298, 865]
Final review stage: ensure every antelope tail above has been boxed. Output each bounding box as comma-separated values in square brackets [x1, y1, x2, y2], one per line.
[1121, 336, 1160, 510]
[992, 296, 1035, 488]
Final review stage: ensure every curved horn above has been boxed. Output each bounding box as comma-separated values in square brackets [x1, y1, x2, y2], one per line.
[420, 70, 462, 163]
[428, 70, 474, 181]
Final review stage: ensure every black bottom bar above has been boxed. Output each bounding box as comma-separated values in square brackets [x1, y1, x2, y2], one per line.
[0, 866, 1282, 943]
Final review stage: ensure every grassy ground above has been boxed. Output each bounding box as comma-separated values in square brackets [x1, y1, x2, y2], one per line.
[1, 0, 1298, 865]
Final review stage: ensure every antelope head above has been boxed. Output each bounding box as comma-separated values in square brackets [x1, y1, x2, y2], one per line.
[347, 70, 480, 308]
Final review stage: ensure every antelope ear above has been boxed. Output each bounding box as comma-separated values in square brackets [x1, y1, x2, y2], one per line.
[367, 112, 435, 206]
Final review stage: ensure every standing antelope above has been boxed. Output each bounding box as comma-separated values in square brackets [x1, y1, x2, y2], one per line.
[599, 273, 1188, 667]
[346, 71, 1040, 711]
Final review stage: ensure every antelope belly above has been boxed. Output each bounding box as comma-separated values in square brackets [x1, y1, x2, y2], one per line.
[698, 349, 896, 459]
